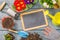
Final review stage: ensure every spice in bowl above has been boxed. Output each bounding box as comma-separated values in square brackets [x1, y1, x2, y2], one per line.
[4, 33, 15, 40]
[2, 17, 14, 29]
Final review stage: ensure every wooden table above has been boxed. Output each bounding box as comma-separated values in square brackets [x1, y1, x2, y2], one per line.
[0, 0, 60, 40]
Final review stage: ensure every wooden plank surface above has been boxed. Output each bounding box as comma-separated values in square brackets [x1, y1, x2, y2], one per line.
[0, 0, 60, 40]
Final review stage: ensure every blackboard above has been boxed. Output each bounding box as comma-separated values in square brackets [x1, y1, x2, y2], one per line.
[20, 9, 48, 31]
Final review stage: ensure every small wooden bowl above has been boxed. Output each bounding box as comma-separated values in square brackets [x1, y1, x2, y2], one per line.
[2, 17, 14, 29]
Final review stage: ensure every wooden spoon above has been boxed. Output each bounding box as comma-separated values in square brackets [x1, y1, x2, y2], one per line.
[0, 1, 6, 11]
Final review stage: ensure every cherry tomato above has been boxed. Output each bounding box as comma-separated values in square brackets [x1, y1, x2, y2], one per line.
[14, 0, 19, 6]
[14, 0, 26, 11]
[16, 6, 22, 11]
[19, 1, 24, 5]
[21, 4, 26, 9]
[16, 3, 20, 7]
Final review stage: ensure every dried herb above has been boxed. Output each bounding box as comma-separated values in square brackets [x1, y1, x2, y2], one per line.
[21, 32, 42, 40]
[5, 33, 15, 40]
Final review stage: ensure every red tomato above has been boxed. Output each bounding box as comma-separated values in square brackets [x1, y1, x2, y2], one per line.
[16, 3, 20, 7]
[14, 0, 26, 11]
[21, 4, 26, 9]
[19, 1, 24, 5]
[20, 0, 24, 2]
[17, 0, 24, 2]
[19, 1, 26, 9]
[16, 6, 22, 11]
[14, 0, 19, 6]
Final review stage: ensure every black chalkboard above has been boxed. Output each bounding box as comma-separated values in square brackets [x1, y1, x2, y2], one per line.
[20, 9, 48, 31]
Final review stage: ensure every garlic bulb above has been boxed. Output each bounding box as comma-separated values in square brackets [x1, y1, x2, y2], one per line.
[52, 0, 56, 4]
[43, 2, 49, 8]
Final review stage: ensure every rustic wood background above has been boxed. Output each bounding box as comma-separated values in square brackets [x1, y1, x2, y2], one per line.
[0, 0, 60, 40]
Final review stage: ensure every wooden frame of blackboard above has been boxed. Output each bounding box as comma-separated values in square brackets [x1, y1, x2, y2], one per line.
[20, 9, 48, 31]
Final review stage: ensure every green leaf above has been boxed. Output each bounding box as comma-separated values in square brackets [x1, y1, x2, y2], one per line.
[27, 4, 33, 9]
[11, 5, 16, 11]
[24, 0, 37, 11]
[39, 0, 44, 5]
[57, 0, 60, 7]
[56, 0, 58, 2]
[24, 5, 29, 11]
[33, 0, 38, 4]
[39, 0, 55, 8]
[7, 38, 11, 40]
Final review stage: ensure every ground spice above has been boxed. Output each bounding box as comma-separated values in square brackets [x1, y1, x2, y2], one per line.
[2, 17, 14, 29]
